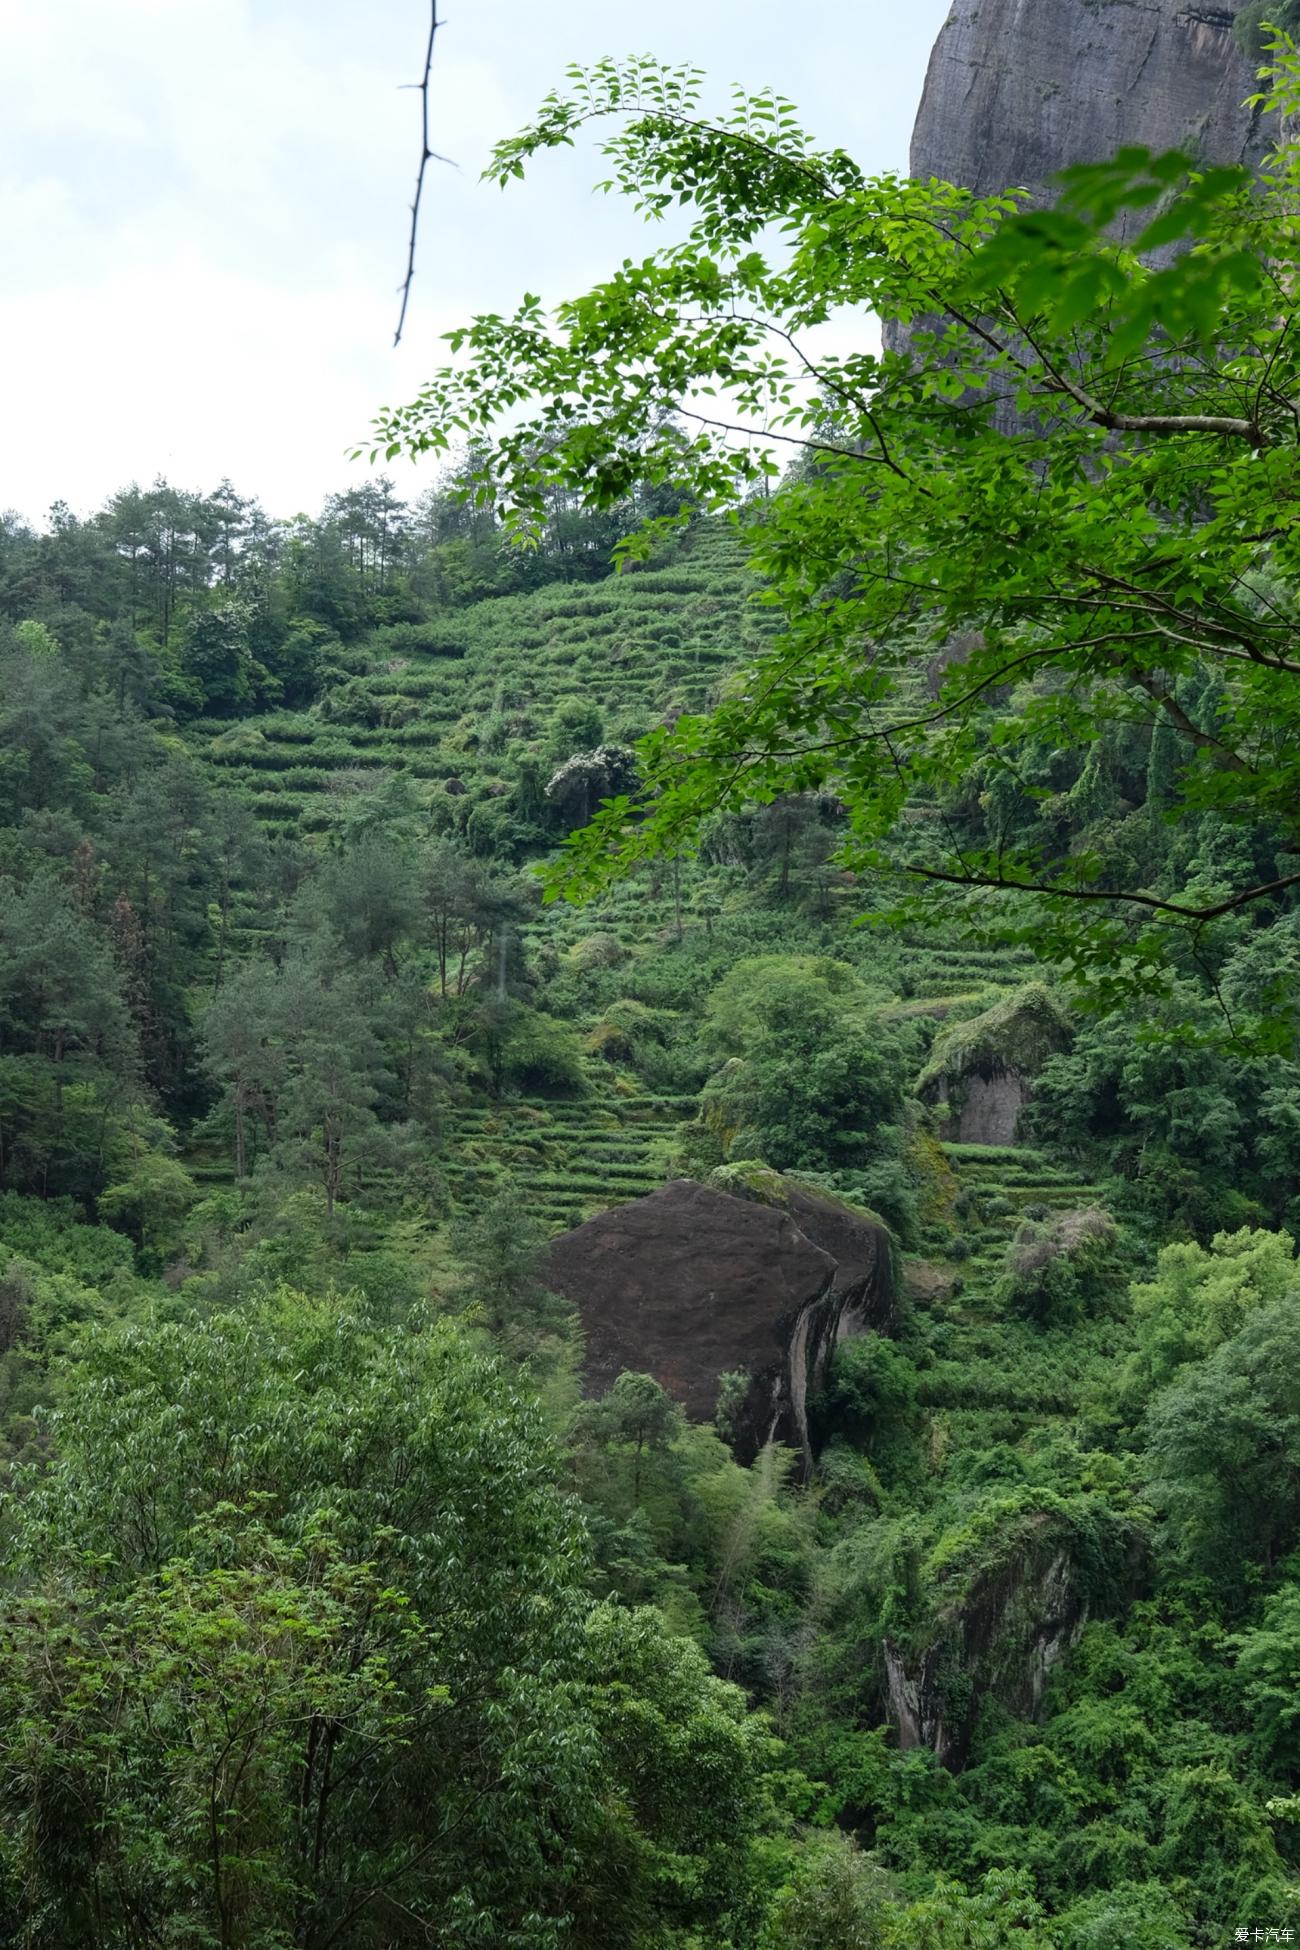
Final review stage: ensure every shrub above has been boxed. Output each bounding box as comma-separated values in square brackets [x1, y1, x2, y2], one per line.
[569, 932, 628, 972]
[998, 1207, 1121, 1323]
[371, 619, 469, 658]
[1127, 1225, 1300, 1394]
[500, 1012, 589, 1098]
[848, 1159, 921, 1247]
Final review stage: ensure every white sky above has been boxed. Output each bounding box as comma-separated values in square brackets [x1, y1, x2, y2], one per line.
[0, 0, 950, 526]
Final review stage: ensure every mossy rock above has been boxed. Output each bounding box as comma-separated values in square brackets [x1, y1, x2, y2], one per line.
[707, 1159, 892, 1240]
[917, 983, 1073, 1098]
[209, 726, 270, 759]
[585, 1019, 631, 1062]
[708, 1159, 787, 1204]
[567, 932, 628, 972]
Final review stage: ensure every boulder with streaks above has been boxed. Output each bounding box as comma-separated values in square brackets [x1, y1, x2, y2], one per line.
[544, 1175, 895, 1465]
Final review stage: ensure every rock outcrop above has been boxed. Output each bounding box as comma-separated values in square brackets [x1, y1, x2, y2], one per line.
[881, 1499, 1146, 1769]
[917, 983, 1072, 1145]
[909, 1, 1273, 208]
[883, 1517, 1085, 1770]
[543, 1175, 895, 1466]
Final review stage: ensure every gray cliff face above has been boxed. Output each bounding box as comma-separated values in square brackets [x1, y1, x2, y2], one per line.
[910, 1, 1272, 204]
[885, 1545, 1084, 1769]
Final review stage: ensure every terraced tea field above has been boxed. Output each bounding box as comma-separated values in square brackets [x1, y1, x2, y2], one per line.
[899, 1137, 1121, 1448]
[187, 513, 1092, 1256]
[441, 1095, 689, 1232]
[932, 1141, 1109, 1279]
[191, 523, 774, 835]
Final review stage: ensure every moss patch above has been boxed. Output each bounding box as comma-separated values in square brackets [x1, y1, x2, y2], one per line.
[707, 1159, 892, 1236]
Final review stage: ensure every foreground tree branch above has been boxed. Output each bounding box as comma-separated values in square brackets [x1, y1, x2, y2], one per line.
[364, 44, 1300, 984]
[902, 864, 1300, 923]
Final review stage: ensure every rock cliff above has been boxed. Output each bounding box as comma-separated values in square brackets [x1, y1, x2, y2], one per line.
[881, 1501, 1147, 1769]
[909, 1, 1273, 206]
[543, 1176, 895, 1466]
[883, 1517, 1085, 1769]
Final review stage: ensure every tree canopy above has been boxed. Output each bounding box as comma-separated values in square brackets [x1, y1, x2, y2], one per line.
[0, 1291, 794, 1947]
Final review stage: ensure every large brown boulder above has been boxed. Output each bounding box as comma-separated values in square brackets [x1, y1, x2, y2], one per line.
[543, 1176, 895, 1466]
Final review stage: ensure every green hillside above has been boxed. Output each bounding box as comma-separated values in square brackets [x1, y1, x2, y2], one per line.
[13, 5, 1300, 1936]
[3, 471, 1300, 1942]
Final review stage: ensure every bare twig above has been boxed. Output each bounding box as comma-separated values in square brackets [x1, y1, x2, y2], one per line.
[394, 3, 454, 348]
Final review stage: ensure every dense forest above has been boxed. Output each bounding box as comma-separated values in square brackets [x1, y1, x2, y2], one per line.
[5, 30, 1300, 1950]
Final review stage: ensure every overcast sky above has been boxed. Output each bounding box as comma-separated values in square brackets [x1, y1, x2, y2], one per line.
[0, 0, 950, 526]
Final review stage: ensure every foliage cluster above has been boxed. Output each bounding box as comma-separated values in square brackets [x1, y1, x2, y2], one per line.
[7, 39, 1300, 1947]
